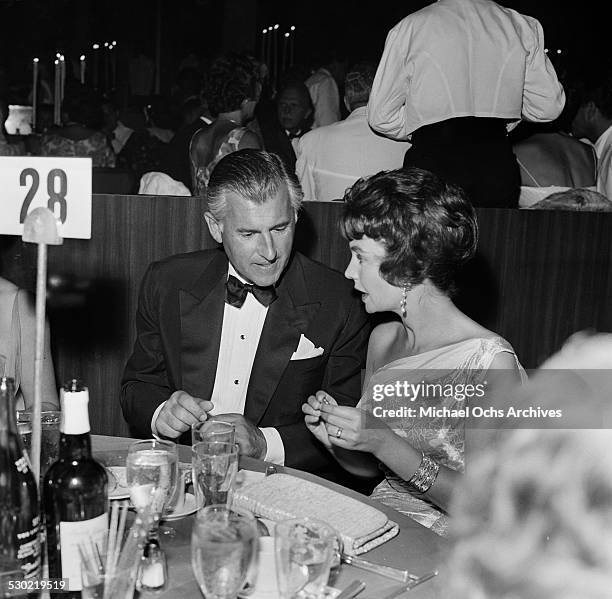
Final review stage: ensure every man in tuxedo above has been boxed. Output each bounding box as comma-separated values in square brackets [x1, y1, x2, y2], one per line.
[121, 149, 369, 482]
[256, 81, 313, 174]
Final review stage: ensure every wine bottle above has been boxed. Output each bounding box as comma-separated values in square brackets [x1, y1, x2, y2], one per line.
[43, 379, 108, 597]
[0, 376, 42, 595]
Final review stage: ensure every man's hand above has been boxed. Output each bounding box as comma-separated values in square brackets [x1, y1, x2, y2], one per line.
[156, 390, 213, 439]
[209, 414, 267, 459]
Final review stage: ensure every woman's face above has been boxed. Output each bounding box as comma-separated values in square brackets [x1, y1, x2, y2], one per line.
[344, 235, 403, 314]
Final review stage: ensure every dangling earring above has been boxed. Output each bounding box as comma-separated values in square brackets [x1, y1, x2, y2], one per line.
[400, 285, 408, 319]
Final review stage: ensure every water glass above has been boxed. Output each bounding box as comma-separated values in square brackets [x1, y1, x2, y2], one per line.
[275, 518, 336, 599]
[80, 552, 136, 599]
[126, 439, 178, 518]
[192, 441, 239, 509]
[17, 410, 61, 478]
[191, 505, 257, 599]
[192, 420, 236, 444]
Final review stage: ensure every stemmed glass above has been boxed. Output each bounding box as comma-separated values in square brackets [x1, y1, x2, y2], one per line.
[126, 439, 179, 538]
[191, 505, 257, 599]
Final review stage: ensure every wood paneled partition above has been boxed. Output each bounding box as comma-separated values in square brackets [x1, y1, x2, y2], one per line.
[1, 195, 215, 437]
[2, 196, 611, 436]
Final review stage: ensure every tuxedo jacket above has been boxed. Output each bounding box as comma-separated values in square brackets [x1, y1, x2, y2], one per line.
[121, 249, 370, 481]
[255, 111, 310, 174]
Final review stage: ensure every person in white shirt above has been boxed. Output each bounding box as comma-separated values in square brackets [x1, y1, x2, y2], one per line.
[368, 0, 565, 207]
[121, 149, 369, 483]
[305, 52, 346, 128]
[571, 74, 612, 201]
[296, 61, 411, 201]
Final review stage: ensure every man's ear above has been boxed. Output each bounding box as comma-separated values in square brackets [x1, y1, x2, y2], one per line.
[204, 211, 223, 243]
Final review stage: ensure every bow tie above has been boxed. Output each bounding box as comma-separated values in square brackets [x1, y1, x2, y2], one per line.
[225, 275, 277, 308]
[286, 129, 301, 140]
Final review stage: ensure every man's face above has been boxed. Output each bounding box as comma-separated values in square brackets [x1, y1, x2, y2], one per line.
[277, 88, 312, 132]
[206, 185, 296, 287]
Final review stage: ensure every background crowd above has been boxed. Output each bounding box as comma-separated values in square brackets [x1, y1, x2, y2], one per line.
[2, 0, 612, 212]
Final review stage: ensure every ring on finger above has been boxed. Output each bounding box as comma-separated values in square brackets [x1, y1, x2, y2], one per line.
[336, 426, 343, 439]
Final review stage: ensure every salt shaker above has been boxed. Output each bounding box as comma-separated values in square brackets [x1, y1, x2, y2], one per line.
[138, 536, 167, 593]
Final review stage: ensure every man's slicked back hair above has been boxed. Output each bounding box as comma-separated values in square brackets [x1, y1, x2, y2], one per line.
[207, 149, 303, 220]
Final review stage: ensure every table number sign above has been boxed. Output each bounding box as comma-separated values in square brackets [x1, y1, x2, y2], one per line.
[0, 156, 92, 239]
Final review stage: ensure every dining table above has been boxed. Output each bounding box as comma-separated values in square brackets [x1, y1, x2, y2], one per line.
[93, 435, 449, 599]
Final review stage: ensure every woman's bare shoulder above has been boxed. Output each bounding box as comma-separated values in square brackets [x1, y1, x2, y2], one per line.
[0, 277, 19, 304]
[364, 321, 407, 385]
[370, 321, 404, 344]
[0, 276, 17, 290]
[367, 321, 405, 360]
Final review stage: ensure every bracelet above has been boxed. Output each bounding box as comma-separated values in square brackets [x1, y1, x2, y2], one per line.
[406, 452, 440, 494]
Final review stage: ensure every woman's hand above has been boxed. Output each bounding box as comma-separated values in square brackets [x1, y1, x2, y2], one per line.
[302, 390, 338, 449]
[318, 401, 393, 456]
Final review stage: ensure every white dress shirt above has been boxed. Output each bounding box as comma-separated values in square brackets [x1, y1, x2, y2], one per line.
[594, 124, 612, 201]
[152, 264, 285, 464]
[284, 129, 301, 155]
[111, 121, 134, 154]
[296, 106, 411, 201]
[305, 68, 341, 129]
[368, 0, 565, 140]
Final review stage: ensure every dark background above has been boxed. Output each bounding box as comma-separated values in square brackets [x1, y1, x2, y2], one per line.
[0, 0, 604, 102]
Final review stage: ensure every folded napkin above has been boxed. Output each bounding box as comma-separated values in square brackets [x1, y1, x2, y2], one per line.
[232, 473, 399, 555]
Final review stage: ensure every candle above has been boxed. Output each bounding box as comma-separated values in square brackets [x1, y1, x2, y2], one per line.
[109, 45, 114, 90]
[32, 58, 39, 131]
[54, 59, 60, 126]
[80, 54, 86, 85]
[267, 25, 273, 77]
[273, 24, 279, 91]
[283, 33, 289, 74]
[92, 43, 100, 89]
[111, 41, 117, 90]
[60, 55, 66, 103]
[290, 25, 295, 66]
[104, 42, 110, 92]
[261, 29, 267, 64]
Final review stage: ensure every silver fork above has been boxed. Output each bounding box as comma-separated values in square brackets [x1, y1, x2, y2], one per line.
[342, 555, 419, 583]
[381, 570, 438, 599]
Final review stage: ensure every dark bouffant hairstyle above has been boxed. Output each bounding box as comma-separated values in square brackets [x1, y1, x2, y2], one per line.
[204, 53, 259, 117]
[341, 167, 478, 295]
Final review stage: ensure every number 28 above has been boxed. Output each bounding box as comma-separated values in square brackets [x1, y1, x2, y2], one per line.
[19, 168, 68, 224]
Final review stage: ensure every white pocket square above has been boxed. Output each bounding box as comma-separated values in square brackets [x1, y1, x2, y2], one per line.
[291, 334, 324, 360]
